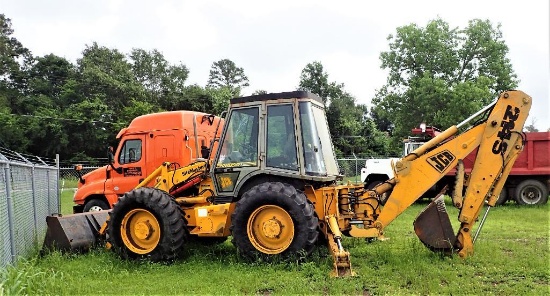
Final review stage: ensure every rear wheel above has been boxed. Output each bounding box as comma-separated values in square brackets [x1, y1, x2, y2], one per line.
[230, 182, 318, 260]
[514, 179, 549, 205]
[83, 199, 109, 212]
[108, 187, 186, 261]
[494, 187, 509, 206]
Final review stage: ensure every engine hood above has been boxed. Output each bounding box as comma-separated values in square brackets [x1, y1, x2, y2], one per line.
[79, 165, 109, 187]
[73, 166, 109, 203]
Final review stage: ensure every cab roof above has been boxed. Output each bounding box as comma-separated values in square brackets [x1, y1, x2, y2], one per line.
[116, 110, 212, 139]
[231, 91, 323, 104]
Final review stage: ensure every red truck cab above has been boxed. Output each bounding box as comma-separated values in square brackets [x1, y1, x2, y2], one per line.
[73, 110, 222, 213]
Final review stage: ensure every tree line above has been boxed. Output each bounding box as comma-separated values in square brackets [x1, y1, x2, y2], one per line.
[1, 13, 526, 163]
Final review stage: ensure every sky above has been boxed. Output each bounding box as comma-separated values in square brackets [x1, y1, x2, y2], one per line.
[3, 0, 549, 129]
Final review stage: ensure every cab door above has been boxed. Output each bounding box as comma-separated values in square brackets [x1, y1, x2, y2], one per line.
[105, 135, 147, 196]
[213, 106, 260, 196]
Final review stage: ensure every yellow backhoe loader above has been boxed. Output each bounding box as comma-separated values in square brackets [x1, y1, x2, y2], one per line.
[43, 90, 532, 277]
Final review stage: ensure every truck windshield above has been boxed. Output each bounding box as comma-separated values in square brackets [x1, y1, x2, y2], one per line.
[404, 142, 424, 156]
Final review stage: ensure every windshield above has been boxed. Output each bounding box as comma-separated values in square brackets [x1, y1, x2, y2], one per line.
[299, 102, 327, 176]
[404, 142, 424, 156]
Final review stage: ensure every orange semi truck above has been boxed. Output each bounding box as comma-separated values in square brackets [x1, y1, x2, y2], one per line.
[73, 110, 222, 213]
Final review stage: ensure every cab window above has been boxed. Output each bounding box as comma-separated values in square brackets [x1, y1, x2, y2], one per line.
[266, 104, 298, 170]
[119, 139, 142, 164]
[217, 107, 259, 167]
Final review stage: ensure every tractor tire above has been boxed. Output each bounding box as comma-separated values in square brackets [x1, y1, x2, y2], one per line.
[230, 182, 318, 261]
[108, 187, 187, 261]
[83, 199, 109, 212]
[366, 180, 390, 206]
[494, 187, 509, 206]
[514, 179, 549, 205]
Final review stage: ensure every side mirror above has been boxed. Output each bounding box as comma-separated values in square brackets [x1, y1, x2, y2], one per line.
[107, 146, 114, 164]
[74, 164, 85, 184]
[107, 146, 122, 174]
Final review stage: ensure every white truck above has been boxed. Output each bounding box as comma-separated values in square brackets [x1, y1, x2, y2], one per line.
[360, 124, 442, 204]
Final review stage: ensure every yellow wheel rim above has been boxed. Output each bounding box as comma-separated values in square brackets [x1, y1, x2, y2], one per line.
[120, 209, 161, 254]
[247, 205, 294, 254]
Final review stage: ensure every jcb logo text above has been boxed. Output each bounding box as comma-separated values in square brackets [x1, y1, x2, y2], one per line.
[427, 150, 456, 173]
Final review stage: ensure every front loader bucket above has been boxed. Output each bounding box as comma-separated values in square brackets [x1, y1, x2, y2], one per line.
[42, 211, 109, 253]
[413, 195, 456, 253]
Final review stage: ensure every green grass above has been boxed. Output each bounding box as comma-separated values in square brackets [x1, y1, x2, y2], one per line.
[60, 187, 76, 215]
[60, 178, 79, 190]
[2, 197, 549, 295]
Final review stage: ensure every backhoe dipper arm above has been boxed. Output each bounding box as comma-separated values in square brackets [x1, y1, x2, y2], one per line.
[371, 91, 532, 255]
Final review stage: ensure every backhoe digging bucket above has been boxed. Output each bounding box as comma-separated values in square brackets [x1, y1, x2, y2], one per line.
[42, 211, 109, 253]
[413, 195, 456, 253]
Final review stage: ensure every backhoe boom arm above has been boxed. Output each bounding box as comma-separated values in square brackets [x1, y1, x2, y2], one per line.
[371, 90, 532, 255]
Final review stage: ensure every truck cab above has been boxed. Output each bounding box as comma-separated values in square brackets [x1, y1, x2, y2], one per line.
[73, 110, 222, 213]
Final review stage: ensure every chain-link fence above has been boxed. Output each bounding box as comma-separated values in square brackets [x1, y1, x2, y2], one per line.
[60, 166, 102, 181]
[57, 158, 371, 185]
[0, 147, 59, 268]
[336, 156, 369, 184]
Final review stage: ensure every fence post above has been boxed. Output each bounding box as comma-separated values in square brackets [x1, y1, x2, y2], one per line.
[4, 165, 16, 264]
[31, 165, 38, 238]
[46, 168, 51, 215]
[354, 154, 359, 183]
[56, 154, 60, 214]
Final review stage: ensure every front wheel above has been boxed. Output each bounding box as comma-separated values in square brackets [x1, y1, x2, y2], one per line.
[83, 199, 109, 212]
[230, 182, 318, 261]
[108, 187, 186, 261]
[514, 179, 549, 205]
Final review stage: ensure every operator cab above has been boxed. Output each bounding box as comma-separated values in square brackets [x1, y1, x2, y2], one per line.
[212, 91, 340, 197]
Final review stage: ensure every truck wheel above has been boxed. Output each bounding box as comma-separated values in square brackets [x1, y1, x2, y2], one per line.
[494, 187, 509, 206]
[366, 181, 390, 205]
[108, 187, 186, 261]
[230, 182, 318, 261]
[514, 180, 549, 205]
[83, 199, 109, 212]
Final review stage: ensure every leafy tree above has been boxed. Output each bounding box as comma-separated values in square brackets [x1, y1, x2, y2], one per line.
[9, 54, 76, 157]
[299, 61, 391, 157]
[77, 42, 145, 112]
[0, 14, 34, 150]
[62, 98, 114, 158]
[252, 90, 267, 95]
[207, 86, 235, 115]
[372, 18, 518, 147]
[0, 14, 32, 84]
[207, 59, 249, 93]
[129, 48, 189, 109]
[298, 61, 344, 105]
